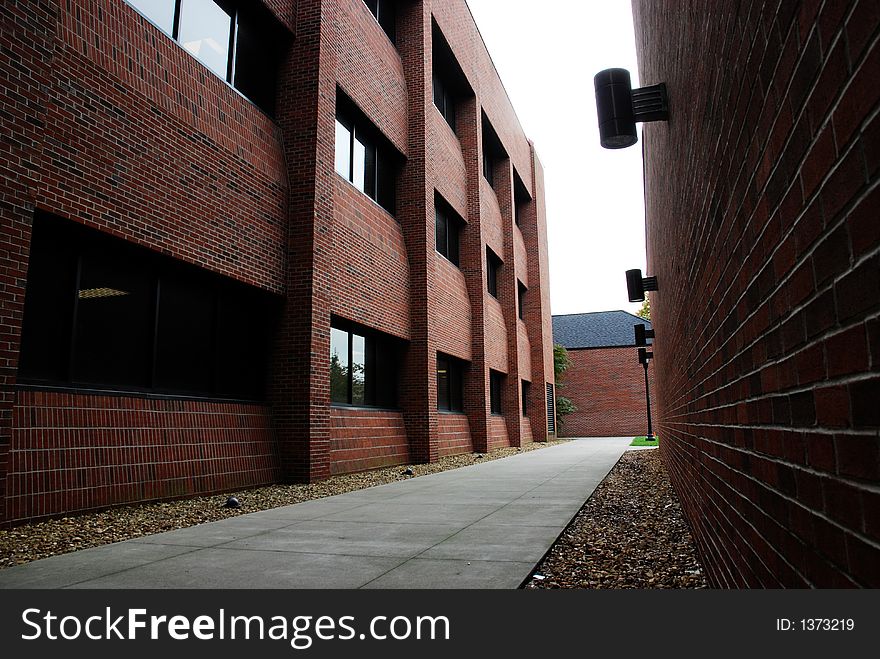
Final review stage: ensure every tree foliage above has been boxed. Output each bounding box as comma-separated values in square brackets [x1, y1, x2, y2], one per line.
[552, 343, 577, 429]
[636, 295, 651, 321]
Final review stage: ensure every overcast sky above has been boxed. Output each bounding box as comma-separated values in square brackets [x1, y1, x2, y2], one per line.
[465, 0, 646, 316]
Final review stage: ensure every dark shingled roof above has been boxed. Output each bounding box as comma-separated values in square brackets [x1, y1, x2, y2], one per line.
[552, 310, 653, 349]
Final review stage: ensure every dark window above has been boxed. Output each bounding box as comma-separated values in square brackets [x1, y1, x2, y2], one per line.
[482, 150, 495, 187]
[435, 196, 462, 266]
[124, 0, 287, 115]
[487, 248, 501, 298]
[514, 173, 530, 227]
[335, 94, 397, 214]
[18, 213, 277, 400]
[518, 281, 527, 320]
[433, 72, 456, 130]
[364, 0, 396, 42]
[521, 380, 530, 416]
[437, 354, 464, 412]
[330, 321, 398, 408]
[481, 113, 507, 190]
[490, 369, 503, 415]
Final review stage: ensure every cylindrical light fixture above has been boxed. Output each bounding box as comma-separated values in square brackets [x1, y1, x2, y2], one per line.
[594, 68, 638, 149]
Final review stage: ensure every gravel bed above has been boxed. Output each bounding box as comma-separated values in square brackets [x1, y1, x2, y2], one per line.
[0, 439, 568, 569]
[525, 448, 708, 589]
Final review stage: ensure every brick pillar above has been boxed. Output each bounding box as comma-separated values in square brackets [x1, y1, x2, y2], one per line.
[456, 96, 490, 453]
[397, 0, 437, 464]
[271, 0, 335, 482]
[0, 1, 56, 523]
[522, 144, 555, 441]
[495, 160, 523, 447]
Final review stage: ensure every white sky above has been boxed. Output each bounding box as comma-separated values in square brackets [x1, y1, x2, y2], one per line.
[465, 0, 646, 316]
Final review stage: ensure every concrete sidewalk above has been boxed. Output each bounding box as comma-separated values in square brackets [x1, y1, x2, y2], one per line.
[0, 437, 632, 589]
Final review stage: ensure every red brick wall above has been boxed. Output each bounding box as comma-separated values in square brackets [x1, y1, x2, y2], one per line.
[329, 407, 409, 474]
[438, 412, 472, 457]
[558, 348, 657, 438]
[1, 0, 557, 522]
[488, 415, 510, 451]
[7, 391, 278, 523]
[634, 0, 880, 586]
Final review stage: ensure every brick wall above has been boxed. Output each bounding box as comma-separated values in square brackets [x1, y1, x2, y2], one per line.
[559, 347, 657, 438]
[1, 0, 556, 523]
[7, 391, 278, 523]
[437, 412, 472, 457]
[329, 407, 409, 474]
[634, 0, 880, 586]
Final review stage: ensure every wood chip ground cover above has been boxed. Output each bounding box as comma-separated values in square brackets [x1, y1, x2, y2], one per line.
[525, 449, 707, 589]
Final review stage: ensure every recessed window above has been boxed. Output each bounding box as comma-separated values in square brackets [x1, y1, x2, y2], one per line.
[518, 281, 527, 320]
[481, 112, 507, 190]
[18, 213, 277, 400]
[330, 320, 398, 408]
[522, 380, 530, 416]
[335, 93, 397, 214]
[437, 354, 465, 412]
[490, 369, 504, 415]
[433, 72, 456, 131]
[487, 247, 502, 298]
[364, 0, 396, 42]
[124, 0, 287, 115]
[514, 172, 530, 227]
[435, 195, 462, 266]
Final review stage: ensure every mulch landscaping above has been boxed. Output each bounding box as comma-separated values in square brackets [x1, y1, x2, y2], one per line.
[525, 448, 708, 589]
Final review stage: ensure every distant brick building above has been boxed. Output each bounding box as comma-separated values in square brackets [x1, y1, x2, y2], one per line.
[553, 311, 655, 438]
[634, 0, 880, 586]
[0, 0, 555, 524]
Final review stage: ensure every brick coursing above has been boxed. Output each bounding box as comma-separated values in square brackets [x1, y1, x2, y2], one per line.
[634, 0, 880, 586]
[0, 0, 555, 524]
[559, 347, 657, 438]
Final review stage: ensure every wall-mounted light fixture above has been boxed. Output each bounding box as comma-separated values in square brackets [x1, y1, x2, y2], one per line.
[638, 347, 654, 365]
[634, 323, 655, 347]
[594, 68, 668, 149]
[626, 268, 659, 303]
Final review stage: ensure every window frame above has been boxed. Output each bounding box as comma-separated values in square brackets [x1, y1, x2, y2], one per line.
[518, 280, 527, 320]
[124, 0, 285, 116]
[521, 380, 530, 416]
[335, 95, 397, 214]
[329, 320, 398, 409]
[437, 353, 465, 413]
[433, 71, 457, 131]
[487, 247, 501, 298]
[18, 213, 277, 402]
[435, 197, 462, 266]
[489, 369, 503, 415]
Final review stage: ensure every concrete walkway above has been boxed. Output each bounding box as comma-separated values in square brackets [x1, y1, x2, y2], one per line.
[0, 437, 632, 589]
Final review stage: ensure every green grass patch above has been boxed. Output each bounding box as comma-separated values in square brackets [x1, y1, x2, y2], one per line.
[630, 436, 659, 447]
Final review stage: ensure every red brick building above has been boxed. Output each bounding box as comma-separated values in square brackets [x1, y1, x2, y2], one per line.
[0, 0, 555, 525]
[634, 1, 880, 586]
[553, 311, 655, 438]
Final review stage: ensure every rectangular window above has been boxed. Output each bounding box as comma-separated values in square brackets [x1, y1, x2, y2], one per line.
[490, 369, 503, 415]
[481, 112, 507, 191]
[335, 94, 397, 214]
[364, 0, 396, 42]
[124, 1, 287, 116]
[482, 151, 494, 187]
[522, 380, 530, 416]
[18, 213, 277, 400]
[487, 247, 501, 298]
[330, 321, 398, 408]
[437, 354, 464, 412]
[518, 281, 527, 320]
[433, 72, 456, 131]
[435, 196, 462, 266]
[514, 173, 530, 227]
